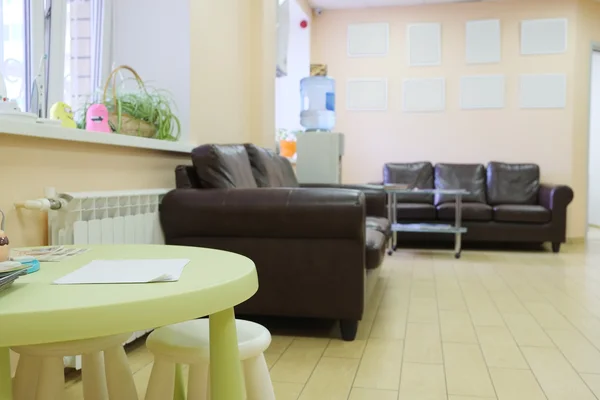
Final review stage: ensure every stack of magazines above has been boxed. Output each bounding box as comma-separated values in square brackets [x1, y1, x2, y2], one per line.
[0, 264, 27, 293]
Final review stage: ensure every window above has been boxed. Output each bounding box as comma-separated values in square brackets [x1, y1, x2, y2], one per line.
[0, 0, 29, 110]
[63, 0, 101, 110]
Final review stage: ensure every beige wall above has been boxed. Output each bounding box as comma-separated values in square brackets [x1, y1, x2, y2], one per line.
[311, 0, 599, 238]
[1, 0, 276, 248]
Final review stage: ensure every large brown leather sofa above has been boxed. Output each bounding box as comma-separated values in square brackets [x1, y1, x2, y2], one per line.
[160, 144, 391, 340]
[383, 162, 574, 252]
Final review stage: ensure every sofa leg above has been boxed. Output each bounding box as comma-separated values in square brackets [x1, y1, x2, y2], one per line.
[552, 242, 561, 253]
[340, 319, 358, 341]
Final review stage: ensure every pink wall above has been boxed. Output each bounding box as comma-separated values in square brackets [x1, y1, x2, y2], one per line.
[311, 0, 598, 238]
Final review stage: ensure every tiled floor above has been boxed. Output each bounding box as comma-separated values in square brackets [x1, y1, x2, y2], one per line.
[64, 234, 600, 399]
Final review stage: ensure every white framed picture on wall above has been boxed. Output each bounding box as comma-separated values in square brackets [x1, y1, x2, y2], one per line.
[346, 78, 388, 111]
[407, 23, 442, 66]
[347, 22, 389, 57]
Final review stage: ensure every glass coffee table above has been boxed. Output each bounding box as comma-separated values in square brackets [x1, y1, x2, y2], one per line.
[384, 185, 469, 259]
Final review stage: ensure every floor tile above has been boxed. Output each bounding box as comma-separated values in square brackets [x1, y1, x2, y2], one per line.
[370, 308, 408, 340]
[398, 363, 446, 400]
[546, 329, 600, 374]
[403, 323, 443, 364]
[273, 382, 304, 400]
[353, 338, 403, 390]
[408, 298, 439, 323]
[440, 310, 478, 343]
[580, 373, 600, 397]
[298, 357, 359, 400]
[348, 388, 398, 400]
[503, 313, 554, 347]
[522, 346, 596, 399]
[476, 325, 528, 369]
[323, 339, 367, 359]
[443, 343, 495, 397]
[269, 339, 328, 384]
[524, 302, 573, 330]
[489, 368, 545, 400]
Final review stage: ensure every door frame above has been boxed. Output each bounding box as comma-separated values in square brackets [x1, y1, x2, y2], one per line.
[585, 42, 600, 241]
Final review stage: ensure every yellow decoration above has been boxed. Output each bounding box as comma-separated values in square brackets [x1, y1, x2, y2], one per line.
[49, 102, 77, 128]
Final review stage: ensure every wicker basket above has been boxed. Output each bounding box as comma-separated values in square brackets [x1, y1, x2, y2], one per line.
[102, 65, 156, 138]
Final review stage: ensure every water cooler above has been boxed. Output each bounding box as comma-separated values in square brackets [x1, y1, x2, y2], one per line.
[295, 74, 343, 184]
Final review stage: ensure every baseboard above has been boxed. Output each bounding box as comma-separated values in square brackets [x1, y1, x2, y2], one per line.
[589, 224, 600, 229]
[567, 237, 585, 244]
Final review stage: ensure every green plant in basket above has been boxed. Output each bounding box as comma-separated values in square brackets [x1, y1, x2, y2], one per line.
[77, 65, 181, 141]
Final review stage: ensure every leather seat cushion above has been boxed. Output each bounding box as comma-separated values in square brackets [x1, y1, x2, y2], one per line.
[366, 217, 391, 237]
[396, 203, 436, 221]
[437, 203, 493, 222]
[366, 229, 386, 270]
[493, 205, 551, 224]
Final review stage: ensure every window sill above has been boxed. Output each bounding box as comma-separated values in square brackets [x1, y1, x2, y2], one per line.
[0, 120, 195, 154]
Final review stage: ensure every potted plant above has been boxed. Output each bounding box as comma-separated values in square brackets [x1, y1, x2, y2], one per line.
[276, 129, 297, 158]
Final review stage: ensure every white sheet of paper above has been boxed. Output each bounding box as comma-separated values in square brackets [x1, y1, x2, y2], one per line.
[53, 259, 190, 285]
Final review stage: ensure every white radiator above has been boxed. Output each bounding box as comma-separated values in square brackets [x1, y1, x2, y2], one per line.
[47, 188, 171, 369]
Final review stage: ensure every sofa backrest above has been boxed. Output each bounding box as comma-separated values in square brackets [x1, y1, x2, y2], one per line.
[191, 144, 258, 189]
[434, 164, 486, 205]
[175, 165, 202, 189]
[486, 162, 540, 205]
[383, 162, 434, 203]
[245, 144, 299, 188]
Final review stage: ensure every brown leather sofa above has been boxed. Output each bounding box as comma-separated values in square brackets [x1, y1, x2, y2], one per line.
[383, 162, 574, 252]
[160, 144, 391, 340]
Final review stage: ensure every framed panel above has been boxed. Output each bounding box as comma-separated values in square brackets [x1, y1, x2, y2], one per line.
[460, 75, 505, 109]
[466, 19, 501, 64]
[346, 79, 388, 111]
[521, 18, 568, 55]
[347, 23, 389, 57]
[407, 23, 441, 66]
[403, 78, 446, 112]
[519, 74, 567, 109]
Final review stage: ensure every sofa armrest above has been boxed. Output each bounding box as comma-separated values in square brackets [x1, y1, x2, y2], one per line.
[539, 184, 574, 242]
[300, 184, 386, 217]
[539, 184, 574, 211]
[160, 188, 366, 240]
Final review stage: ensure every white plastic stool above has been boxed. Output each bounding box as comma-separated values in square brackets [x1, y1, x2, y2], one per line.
[145, 319, 275, 400]
[12, 332, 137, 400]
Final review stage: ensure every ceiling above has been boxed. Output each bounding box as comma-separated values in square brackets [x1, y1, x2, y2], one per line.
[307, 0, 481, 10]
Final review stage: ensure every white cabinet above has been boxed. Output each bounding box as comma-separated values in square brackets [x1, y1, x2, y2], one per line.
[295, 132, 344, 184]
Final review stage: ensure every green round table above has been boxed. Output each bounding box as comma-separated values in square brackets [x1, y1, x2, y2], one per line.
[0, 245, 258, 400]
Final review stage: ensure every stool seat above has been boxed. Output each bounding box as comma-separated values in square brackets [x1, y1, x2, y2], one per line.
[147, 319, 271, 363]
[145, 319, 275, 400]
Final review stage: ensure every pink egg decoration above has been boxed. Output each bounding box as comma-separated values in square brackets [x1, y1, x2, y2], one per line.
[86, 104, 111, 133]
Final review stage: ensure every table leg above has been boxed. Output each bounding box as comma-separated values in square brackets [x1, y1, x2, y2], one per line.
[454, 194, 463, 259]
[0, 347, 12, 400]
[387, 192, 394, 255]
[209, 308, 245, 400]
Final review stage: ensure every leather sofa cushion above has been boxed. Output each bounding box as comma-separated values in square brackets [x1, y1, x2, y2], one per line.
[434, 164, 487, 205]
[191, 144, 258, 189]
[487, 162, 540, 205]
[437, 203, 493, 221]
[366, 229, 386, 270]
[493, 205, 551, 224]
[396, 203, 436, 221]
[366, 217, 391, 237]
[383, 162, 434, 203]
[244, 144, 299, 188]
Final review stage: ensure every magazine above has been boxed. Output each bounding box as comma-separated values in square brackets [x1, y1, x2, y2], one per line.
[11, 246, 90, 262]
